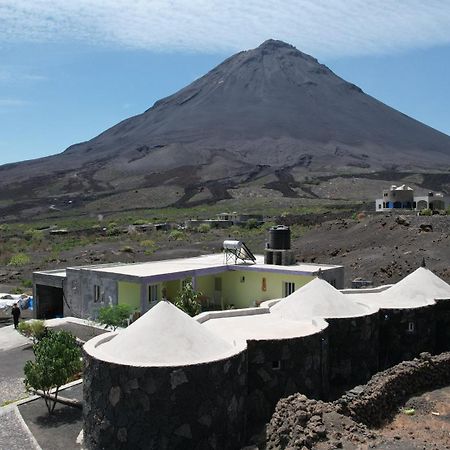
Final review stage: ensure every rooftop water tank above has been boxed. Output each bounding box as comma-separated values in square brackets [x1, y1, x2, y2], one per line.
[269, 225, 291, 250]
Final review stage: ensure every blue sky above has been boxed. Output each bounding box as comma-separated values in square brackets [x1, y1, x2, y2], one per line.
[1, 1, 450, 166]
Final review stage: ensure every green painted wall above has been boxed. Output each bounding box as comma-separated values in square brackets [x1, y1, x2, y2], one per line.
[118, 281, 141, 310]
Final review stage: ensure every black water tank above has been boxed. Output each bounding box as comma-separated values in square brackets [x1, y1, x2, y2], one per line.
[269, 225, 291, 250]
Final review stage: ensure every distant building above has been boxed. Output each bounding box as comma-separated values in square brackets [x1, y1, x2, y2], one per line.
[375, 185, 446, 212]
[184, 212, 264, 230]
[215, 212, 264, 224]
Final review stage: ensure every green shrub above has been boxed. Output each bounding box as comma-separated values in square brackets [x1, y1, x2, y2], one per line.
[106, 227, 121, 236]
[8, 253, 30, 266]
[24, 330, 82, 414]
[18, 320, 47, 345]
[24, 229, 43, 241]
[197, 223, 211, 233]
[22, 279, 33, 288]
[169, 230, 185, 241]
[141, 239, 157, 254]
[121, 246, 134, 253]
[133, 219, 147, 225]
[419, 208, 432, 216]
[10, 287, 24, 294]
[98, 304, 134, 330]
[245, 219, 260, 229]
[174, 282, 202, 317]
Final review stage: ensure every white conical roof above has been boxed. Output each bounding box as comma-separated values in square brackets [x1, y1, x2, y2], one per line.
[271, 278, 377, 319]
[360, 267, 450, 309]
[93, 301, 244, 366]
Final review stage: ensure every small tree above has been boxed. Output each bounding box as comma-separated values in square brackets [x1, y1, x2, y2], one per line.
[24, 330, 82, 414]
[197, 223, 211, 233]
[174, 282, 202, 317]
[18, 320, 47, 346]
[98, 304, 133, 330]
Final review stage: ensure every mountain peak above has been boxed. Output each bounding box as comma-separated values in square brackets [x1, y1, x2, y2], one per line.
[257, 39, 295, 50]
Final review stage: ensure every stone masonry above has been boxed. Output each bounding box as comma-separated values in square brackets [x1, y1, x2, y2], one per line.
[83, 349, 247, 450]
[378, 305, 435, 370]
[326, 312, 379, 390]
[246, 329, 329, 429]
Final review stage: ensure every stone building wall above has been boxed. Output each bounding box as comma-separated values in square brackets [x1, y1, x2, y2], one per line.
[246, 329, 329, 428]
[435, 299, 450, 354]
[378, 305, 435, 370]
[83, 348, 247, 450]
[336, 351, 450, 426]
[327, 312, 379, 390]
[66, 269, 118, 319]
[266, 352, 450, 449]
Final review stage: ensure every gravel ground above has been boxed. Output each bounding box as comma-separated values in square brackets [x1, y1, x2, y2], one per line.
[0, 407, 40, 450]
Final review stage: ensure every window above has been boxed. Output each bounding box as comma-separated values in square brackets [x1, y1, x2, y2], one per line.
[148, 284, 158, 303]
[283, 282, 295, 297]
[214, 277, 222, 292]
[272, 360, 281, 370]
[240, 276, 245, 283]
[407, 321, 415, 333]
[94, 285, 101, 302]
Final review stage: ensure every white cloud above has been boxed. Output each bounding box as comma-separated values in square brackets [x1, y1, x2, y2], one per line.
[0, 67, 47, 84]
[0, 98, 29, 107]
[0, 98, 30, 113]
[0, 1, 450, 57]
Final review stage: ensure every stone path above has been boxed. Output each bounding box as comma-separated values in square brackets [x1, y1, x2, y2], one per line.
[0, 406, 41, 450]
[0, 325, 29, 351]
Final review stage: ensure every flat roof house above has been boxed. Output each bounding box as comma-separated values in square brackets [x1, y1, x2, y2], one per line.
[33, 252, 344, 321]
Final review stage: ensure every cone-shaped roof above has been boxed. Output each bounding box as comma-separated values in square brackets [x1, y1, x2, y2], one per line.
[360, 267, 450, 309]
[91, 301, 243, 366]
[271, 277, 377, 319]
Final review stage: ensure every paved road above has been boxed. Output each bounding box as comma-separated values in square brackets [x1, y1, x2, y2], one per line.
[0, 345, 34, 406]
[18, 384, 83, 450]
[0, 406, 40, 450]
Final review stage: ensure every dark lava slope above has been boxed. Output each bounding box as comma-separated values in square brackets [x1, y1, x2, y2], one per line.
[1, 40, 449, 216]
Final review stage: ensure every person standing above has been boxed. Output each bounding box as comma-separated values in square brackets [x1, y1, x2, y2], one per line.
[11, 303, 21, 329]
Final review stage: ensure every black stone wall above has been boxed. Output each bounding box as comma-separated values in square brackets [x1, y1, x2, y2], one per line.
[435, 299, 450, 354]
[327, 313, 379, 391]
[83, 350, 247, 450]
[246, 329, 329, 429]
[378, 305, 436, 370]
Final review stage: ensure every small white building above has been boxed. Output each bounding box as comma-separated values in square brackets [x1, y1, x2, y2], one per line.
[375, 185, 446, 212]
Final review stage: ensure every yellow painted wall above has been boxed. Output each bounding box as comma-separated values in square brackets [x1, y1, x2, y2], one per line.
[221, 270, 313, 309]
[124, 270, 313, 310]
[161, 279, 180, 301]
[118, 281, 141, 310]
[195, 275, 215, 299]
